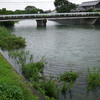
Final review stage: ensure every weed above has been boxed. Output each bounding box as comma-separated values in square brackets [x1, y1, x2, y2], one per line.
[87, 67, 100, 90]
[0, 83, 24, 100]
[33, 80, 59, 99]
[22, 62, 44, 81]
[58, 71, 79, 82]
[61, 82, 67, 94]
[0, 27, 26, 50]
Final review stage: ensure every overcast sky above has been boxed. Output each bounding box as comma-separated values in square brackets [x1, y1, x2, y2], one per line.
[0, 0, 95, 11]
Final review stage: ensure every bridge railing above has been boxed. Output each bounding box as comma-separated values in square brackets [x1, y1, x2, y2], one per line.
[0, 12, 100, 19]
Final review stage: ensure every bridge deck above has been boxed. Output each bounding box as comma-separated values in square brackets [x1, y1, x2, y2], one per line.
[0, 12, 100, 21]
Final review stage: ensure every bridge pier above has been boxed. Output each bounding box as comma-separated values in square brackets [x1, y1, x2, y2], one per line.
[36, 19, 47, 27]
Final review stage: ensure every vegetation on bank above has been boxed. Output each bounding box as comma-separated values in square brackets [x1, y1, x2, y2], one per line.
[87, 68, 100, 90]
[9, 50, 79, 100]
[0, 21, 16, 27]
[0, 27, 26, 50]
[58, 71, 79, 82]
[0, 52, 39, 100]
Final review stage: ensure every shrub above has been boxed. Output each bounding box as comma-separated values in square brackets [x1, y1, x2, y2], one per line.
[61, 82, 67, 94]
[87, 68, 100, 90]
[0, 27, 10, 39]
[0, 83, 24, 100]
[33, 80, 59, 99]
[0, 35, 26, 50]
[0, 27, 26, 50]
[0, 21, 15, 27]
[22, 62, 44, 81]
[58, 71, 79, 82]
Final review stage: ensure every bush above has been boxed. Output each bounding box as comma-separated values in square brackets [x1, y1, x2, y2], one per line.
[87, 8, 94, 12]
[0, 35, 26, 50]
[33, 80, 59, 99]
[0, 27, 11, 38]
[22, 62, 44, 81]
[59, 71, 79, 82]
[0, 83, 24, 100]
[61, 82, 67, 94]
[87, 68, 100, 90]
[0, 27, 26, 50]
[0, 21, 15, 27]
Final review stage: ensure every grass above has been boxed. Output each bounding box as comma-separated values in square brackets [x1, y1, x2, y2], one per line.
[9, 50, 59, 99]
[0, 52, 39, 100]
[87, 67, 100, 90]
[0, 27, 26, 50]
[32, 80, 59, 99]
[22, 62, 44, 81]
[8, 50, 80, 99]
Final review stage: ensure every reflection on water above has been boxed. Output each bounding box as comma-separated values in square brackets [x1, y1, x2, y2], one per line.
[2, 20, 100, 100]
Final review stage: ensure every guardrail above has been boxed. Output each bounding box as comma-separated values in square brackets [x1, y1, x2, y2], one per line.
[0, 12, 100, 18]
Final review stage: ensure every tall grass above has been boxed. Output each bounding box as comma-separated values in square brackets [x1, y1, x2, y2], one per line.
[9, 50, 80, 99]
[0, 27, 26, 50]
[87, 67, 100, 90]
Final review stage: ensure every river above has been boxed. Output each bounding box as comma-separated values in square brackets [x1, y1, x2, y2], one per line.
[1, 20, 100, 100]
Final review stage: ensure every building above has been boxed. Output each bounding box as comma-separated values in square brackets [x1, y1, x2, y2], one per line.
[71, 0, 100, 12]
[80, 0, 100, 10]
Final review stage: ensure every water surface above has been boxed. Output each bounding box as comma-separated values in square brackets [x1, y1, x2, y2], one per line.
[3, 20, 100, 100]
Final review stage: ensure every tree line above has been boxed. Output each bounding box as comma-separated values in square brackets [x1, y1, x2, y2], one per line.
[0, 6, 44, 15]
[0, 0, 77, 15]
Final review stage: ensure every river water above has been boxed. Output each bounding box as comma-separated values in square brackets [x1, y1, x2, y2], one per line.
[2, 20, 100, 100]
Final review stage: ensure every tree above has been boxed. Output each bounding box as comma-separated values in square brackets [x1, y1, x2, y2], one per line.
[25, 6, 44, 14]
[25, 6, 37, 11]
[54, 0, 76, 13]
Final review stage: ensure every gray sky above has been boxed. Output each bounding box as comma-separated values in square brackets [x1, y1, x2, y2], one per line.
[0, 0, 95, 11]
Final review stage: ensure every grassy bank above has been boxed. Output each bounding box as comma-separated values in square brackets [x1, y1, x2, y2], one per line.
[0, 52, 39, 100]
[0, 27, 26, 50]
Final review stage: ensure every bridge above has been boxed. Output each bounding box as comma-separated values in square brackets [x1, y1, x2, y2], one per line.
[0, 12, 100, 27]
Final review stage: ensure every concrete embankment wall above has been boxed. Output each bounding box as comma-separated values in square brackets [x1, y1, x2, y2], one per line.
[50, 18, 97, 25]
[95, 17, 100, 25]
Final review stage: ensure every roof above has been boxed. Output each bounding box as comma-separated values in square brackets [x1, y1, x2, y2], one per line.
[80, 0, 100, 6]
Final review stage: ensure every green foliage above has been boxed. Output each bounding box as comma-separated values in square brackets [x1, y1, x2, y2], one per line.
[54, 0, 76, 13]
[0, 6, 44, 15]
[9, 50, 59, 99]
[0, 83, 24, 100]
[67, 81, 74, 91]
[9, 50, 30, 64]
[87, 67, 100, 90]
[0, 27, 26, 50]
[0, 27, 11, 38]
[0, 35, 26, 50]
[0, 21, 15, 27]
[33, 80, 59, 99]
[0, 53, 39, 100]
[25, 6, 44, 14]
[22, 62, 44, 81]
[0, 8, 14, 15]
[61, 81, 74, 95]
[40, 80, 59, 98]
[9, 50, 44, 82]
[59, 71, 79, 82]
[61, 82, 67, 94]
[87, 8, 94, 12]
